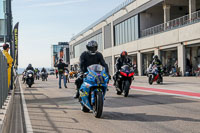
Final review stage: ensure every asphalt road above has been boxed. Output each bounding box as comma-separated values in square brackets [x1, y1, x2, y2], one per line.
[20, 76, 200, 133]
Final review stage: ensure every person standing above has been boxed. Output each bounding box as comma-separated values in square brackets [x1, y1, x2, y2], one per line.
[54, 59, 68, 88]
[2, 44, 13, 88]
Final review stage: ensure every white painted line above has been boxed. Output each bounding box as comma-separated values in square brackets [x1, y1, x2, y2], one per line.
[19, 78, 33, 133]
[133, 89, 200, 100]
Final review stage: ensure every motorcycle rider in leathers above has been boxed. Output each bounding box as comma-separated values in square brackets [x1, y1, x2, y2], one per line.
[113, 51, 132, 86]
[74, 40, 110, 99]
[151, 55, 163, 82]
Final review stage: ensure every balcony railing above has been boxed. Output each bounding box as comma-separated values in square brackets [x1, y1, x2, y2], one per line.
[0, 50, 8, 109]
[140, 10, 200, 37]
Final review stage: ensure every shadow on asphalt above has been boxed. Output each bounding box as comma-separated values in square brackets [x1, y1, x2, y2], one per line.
[102, 112, 200, 122]
[104, 94, 198, 108]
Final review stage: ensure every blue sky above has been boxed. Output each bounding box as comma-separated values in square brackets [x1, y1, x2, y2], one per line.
[12, 0, 126, 68]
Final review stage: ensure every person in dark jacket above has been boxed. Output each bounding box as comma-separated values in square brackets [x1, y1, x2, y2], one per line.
[74, 40, 109, 98]
[41, 67, 47, 73]
[26, 64, 34, 71]
[113, 51, 132, 85]
[54, 59, 68, 88]
[151, 55, 162, 69]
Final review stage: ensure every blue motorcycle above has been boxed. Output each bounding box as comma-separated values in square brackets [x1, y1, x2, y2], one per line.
[79, 64, 109, 118]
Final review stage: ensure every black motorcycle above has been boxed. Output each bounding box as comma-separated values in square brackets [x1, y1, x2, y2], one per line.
[26, 70, 34, 88]
[115, 65, 135, 97]
[41, 72, 47, 81]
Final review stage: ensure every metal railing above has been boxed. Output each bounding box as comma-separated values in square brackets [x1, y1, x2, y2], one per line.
[0, 50, 8, 109]
[141, 10, 200, 37]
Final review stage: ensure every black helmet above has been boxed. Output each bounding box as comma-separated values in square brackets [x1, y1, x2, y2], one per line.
[28, 64, 32, 68]
[86, 40, 98, 55]
[59, 58, 63, 62]
[120, 51, 128, 58]
[153, 55, 158, 60]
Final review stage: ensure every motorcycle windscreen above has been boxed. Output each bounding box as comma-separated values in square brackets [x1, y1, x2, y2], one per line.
[87, 64, 105, 74]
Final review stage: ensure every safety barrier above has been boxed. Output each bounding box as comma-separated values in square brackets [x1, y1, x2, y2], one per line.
[0, 50, 8, 109]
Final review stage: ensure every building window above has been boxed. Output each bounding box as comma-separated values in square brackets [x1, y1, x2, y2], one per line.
[114, 15, 139, 46]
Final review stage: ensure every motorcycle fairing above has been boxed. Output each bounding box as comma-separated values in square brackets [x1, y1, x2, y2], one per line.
[79, 65, 109, 111]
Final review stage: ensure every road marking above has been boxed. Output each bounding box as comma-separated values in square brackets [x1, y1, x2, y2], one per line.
[108, 84, 200, 100]
[19, 78, 33, 133]
[70, 80, 200, 100]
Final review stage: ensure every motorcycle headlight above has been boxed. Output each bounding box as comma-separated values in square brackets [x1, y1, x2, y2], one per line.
[28, 74, 32, 77]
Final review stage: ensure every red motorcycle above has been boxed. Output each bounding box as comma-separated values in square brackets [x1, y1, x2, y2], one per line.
[115, 65, 135, 97]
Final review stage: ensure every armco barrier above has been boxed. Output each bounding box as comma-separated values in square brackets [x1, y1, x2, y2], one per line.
[0, 50, 8, 109]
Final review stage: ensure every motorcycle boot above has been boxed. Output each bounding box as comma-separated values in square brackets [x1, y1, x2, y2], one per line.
[74, 89, 79, 99]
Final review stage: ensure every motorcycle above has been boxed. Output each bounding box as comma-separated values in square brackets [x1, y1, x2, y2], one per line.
[69, 71, 74, 79]
[79, 64, 109, 118]
[148, 64, 163, 85]
[115, 65, 135, 97]
[26, 70, 34, 88]
[41, 72, 47, 81]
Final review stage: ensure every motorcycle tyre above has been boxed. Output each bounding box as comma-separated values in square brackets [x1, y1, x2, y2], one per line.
[93, 91, 103, 118]
[124, 81, 130, 97]
[149, 75, 153, 85]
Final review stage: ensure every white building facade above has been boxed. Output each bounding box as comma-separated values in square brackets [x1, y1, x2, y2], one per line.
[69, 0, 200, 76]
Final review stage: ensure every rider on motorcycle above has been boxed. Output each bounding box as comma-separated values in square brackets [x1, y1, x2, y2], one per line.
[25, 64, 35, 83]
[74, 40, 110, 98]
[26, 64, 34, 71]
[113, 51, 132, 86]
[34, 68, 40, 74]
[150, 55, 163, 82]
[41, 67, 47, 73]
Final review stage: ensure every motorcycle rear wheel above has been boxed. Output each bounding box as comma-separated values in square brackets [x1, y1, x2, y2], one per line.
[93, 91, 103, 118]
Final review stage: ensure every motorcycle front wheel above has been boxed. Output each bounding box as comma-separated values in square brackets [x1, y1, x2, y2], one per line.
[124, 80, 130, 97]
[149, 75, 153, 85]
[93, 91, 103, 118]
